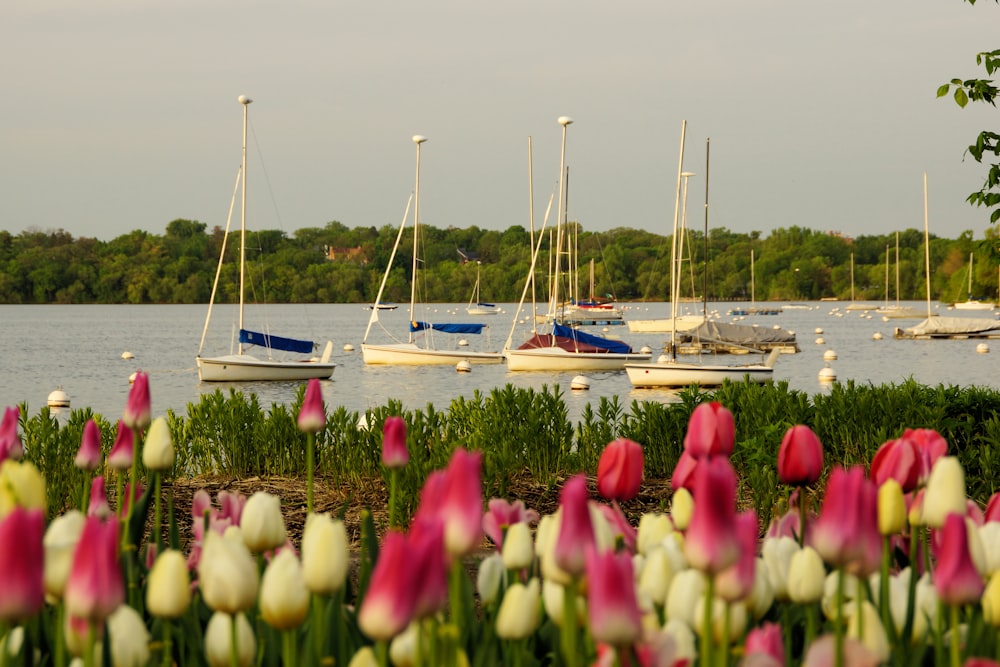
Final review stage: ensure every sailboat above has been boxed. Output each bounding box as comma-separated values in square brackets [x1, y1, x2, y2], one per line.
[504, 116, 650, 372]
[876, 232, 925, 319]
[362, 135, 504, 365]
[845, 252, 876, 311]
[952, 252, 995, 310]
[465, 263, 500, 316]
[626, 130, 778, 388]
[196, 96, 335, 382]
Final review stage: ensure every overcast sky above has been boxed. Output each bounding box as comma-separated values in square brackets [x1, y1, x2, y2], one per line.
[3, 1, 998, 244]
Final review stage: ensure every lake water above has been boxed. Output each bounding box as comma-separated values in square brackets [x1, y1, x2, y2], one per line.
[1, 301, 998, 424]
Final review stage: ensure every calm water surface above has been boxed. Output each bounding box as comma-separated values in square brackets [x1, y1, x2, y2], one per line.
[1, 301, 998, 424]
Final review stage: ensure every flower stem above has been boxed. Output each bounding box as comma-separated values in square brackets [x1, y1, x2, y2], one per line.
[949, 605, 960, 667]
[55, 603, 67, 667]
[561, 580, 579, 667]
[230, 613, 239, 667]
[834, 568, 845, 667]
[161, 618, 172, 667]
[282, 629, 296, 667]
[798, 489, 807, 548]
[902, 528, 920, 644]
[388, 468, 400, 528]
[80, 476, 90, 514]
[154, 471, 163, 552]
[701, 574, 715, 667]
[880, 536, 892, 639]
[306, 433, 315, 514]
[375, 641, 389, 667]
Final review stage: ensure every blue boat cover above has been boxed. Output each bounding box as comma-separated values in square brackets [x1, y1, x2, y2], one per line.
[552, 323, 631, 354]
[410, 321, 486, 335]
[239, 329, 315, 354]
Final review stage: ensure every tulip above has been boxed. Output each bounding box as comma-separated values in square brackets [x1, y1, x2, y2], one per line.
[297, 378, 326, 433]
[301, 512, 349, 595]
[788, 546, 826, 603]
[502, 520, 534, 571]
[638, 545, 677, 607]
[684, 401, 735, 459]
[744, 622, 785, 666]
[43, 509, 85, 600]
[983, 571, 1000, 627]
[389, 622, 419, 667]
[0, 507, 44, 622]
[671, 487, 694, 530]
[381, 415, 408, 467]
[746, 558, 777, 620]
[123, 370, 151, 431]
[348, 647, 379, 667]
[802, 634, 879, 667]
[240, 491, 286, 554]
[414, 448, 483, 558]
[482, 498, 538, 550]
[496, 578, 542, 640]
[980, 522, 1000, 575]
[922, 456, 967, 529]
[693, 596, 748, 645]
[869, 437, 919, 492]
[146, 549, 191, 618]
[64, 517, 123, 624]
[107, 603, 151, 667]
[407, 516, 449, 619]
[934, 512, 984, 606]
[106, 421, 134, 471]
[762, 536, 799, 601]
[716, 510, 759, 603]
[0, 459, 46, 519]
[683, 456, 740, 574]
[986, 492, 1000, 523]
[670, 450, 699, 492]
[204, 612, 255, 667]
[0, 406, 22, 463]
[541, 578, 586, 627]
[476, 552, 504, 605]
[198, 530, 259, 614]
[811, 466, 882, 576]
[665, 568, 706, 628]
[74, 419, 102, 470]
[877, 479, 906, 536]
[357, 530, 416, 641]
[777, 424, 824, 486]
[636, 512, 673, 556]
[260, 549, 310, 630]
[142, 416, 174, 471]
[898, 427, 948, 484]
[597, 502, 636, 552]
[846, 600, 890, 664]
[553, 474, 594, 578]
[586, 549, 643, 646]
[597, 438, 644, 501]
[88, 477, 110, 519]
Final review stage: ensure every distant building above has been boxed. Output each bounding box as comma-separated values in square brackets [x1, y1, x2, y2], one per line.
[456, 248, 481, 265]
[325, 245, 368, 264]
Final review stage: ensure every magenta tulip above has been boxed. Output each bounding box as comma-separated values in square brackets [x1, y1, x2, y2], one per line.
[670, 450, 699, 492]
[597, 502, 636, 552]
[899, 428, 947, 484]
[811, 466, 882, 575]
[65, 517, 124, 623]
[597, 438, 644, 501]
[75, 419, 102, 470]
[585, 548, 643, 646]
[88, 477, 111, 519]
[297, 378, 325, 434]
[482, 498, 539, 549]
[745, 622, 785, 666]
[0, 508, 44, 622]
[357, 530, 417, 641]
[777, 425, 823, 486]
[933, 512, 985, 606]
[406, 516, 449, 619]
[716, 509, 760, 602]
[381, 416, 409, 468]
[0, 406, 23, 463]
[554, 474, 596, 578]
[683, 456, 740, 574]
[869, 437, 919, 493]
[683, 401, 735, 459]
[986, 492, 1000, 523]
[413, 448, 483, 558]
[123, 370, 151, 431]
[106, 421, 134, 471]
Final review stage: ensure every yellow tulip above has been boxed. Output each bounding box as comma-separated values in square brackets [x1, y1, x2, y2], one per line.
[637, 512, 674, 556]
[142, 417, 174, 471]
[877, 479, 906, 536]
[240, 492, 286, 554]
[671, 488, 693, 531]
[0, 460, 46, 518]
[301, 512, 348, 595]
[982, 571, 1000, 627]
[198, 531, 258, 614]
[43, 510, 85, 600]
[496, 578, 541, 639]
[501, 522, 534, 571]
[146, 550, 191, 618]
[921, 457, 966, 529]
[107, 604, 151, 667]
[259, 550, 310, 631]
[788, 546, 826, 603]
[204, 612, 255, 667]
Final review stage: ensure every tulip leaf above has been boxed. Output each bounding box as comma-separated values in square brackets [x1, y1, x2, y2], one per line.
[356, 509, 379, 603]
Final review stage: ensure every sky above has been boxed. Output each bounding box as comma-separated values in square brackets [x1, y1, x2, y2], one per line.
[3, 0, 999, 243]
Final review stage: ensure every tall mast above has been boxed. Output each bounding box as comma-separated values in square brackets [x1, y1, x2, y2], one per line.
[237, 94, 252, 355]
[409, 135, 427, 341]
[703, 138, 710, 318]
[924, 173, 932, 318]
[552, 116, 573, 332]
[668, 120, 687, 361]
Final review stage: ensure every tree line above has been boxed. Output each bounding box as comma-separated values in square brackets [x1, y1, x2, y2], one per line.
[0, 219, 998, 305]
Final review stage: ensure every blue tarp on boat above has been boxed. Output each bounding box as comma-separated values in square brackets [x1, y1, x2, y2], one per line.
[239, 329, 315, 354]
[410, 321, 486, 335]
[551, 323, 631, 354]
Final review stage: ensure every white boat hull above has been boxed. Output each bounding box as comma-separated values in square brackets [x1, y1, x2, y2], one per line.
[953, 300, 995, 311]
[505, 348, 651, 372]
[361, 343, 504, 365]
[466, 307, 500, 316]
[197, 355, 336, 382]
[626, 316, 704, 333]
[625, 360, 773, 387]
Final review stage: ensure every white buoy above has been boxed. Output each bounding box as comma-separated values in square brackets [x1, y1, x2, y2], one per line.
[657, 354, 671, 363]
[773, 324, 781, 330]
[456, 360, 472, 373]
[48, 387, 70, 408]
[640, 345, 652, 354]
[818, 365, 837, 383]
[357, 413, 370, 431]
[872, 332, 883, 340]
[121, 351, 134, 360]
[815, 337, 825, 345]
[343, 343, 354, 352]
[823, 349, 838, 361]
[814, 327, 824, 335]
[977, 343, 990, 354]
[570, 375, 590, 390]
[602, 327, 609, 333]
[458, 339, 469, 347]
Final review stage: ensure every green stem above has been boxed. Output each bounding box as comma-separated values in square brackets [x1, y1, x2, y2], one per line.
[154, 472, 163, 552]
[282, 629, 296, 667]
[701, 575, 715, 667]
[902, 528, 920, 645]
[55, 603, 66, 667]
[230, 613, 239, 667]
[560, 580, 579, 667]
[856, 586, 865, 642]
[880, 536, 893, 642]
[161, 618, 172, 667]
[79, 476, 90, 514]
[0, 622, 8, 667]
[798, 489, 807, 548]
[781, 604, 791, 667]
[83, 623, 96, 667]
[388, 468, 399, 529]
[721, 603, 730, 667]
[375, 641, 389, 667]
[306, 432, 315, 514]
[311, 594, 326, 664]
[805, 602, 817, 654]
[834, 568, 845, 667]
[949, 605, 960, 667]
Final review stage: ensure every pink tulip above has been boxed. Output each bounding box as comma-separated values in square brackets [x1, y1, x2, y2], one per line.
[811, 466, 882, 576]
[683, 401, 735, 459]
[554, 474, 595, 578]
[0, 406, 23, 463]
[297, 378, 325, 434]
[777, 425, 823, 486]
[585, 549, 643, 646]
[106, 421, 134, 471]
[898, 428, 947, 484]
[802, 634, 879, 667]
[683, 456, 740, 574]
[413, 448, 483, 558]
[716, 509, 759, 602]
[670, 450, 699, 492]
[65, 517, 124, 623]
[381, 416, 409, 468]
[75, 419, 102, 470]
[0, 508, 44, 622]
[597, 502, 636, 552]
[766, 498, 813, 543]
[357, 530, 416, 641]
[123, 370, 151, 432]
[406, 516, 449, 619]
[597, 438, 644, 501]
[963, 659, 1000, 667]
[933, 512, 984, 606]
[482, 498, 539, 549]
[745, 622, 785, 666]
[869, 437, 919, 492]
[88, 477, 111, 519]
[986, 492, 1000, 523]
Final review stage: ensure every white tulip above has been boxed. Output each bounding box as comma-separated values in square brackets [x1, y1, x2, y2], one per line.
[198, 531, 259, 614]
[146, 550, 191, 618]
[502, 522, 534, 571]
[204, 612, 255, 667]
[260, 549, 310, 630]
[301, 512, 349, 595]
[43, 510, 85, 600]
[107, 604, 151, 667]
[240, 492, 286, 554]
[142, 417, 174, 471]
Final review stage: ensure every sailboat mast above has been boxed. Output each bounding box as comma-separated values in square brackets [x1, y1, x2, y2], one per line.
[238, 95, 252, 356]
[969, 252, 974, 298]
[552, 116, 573, 333]
[528, 137, 538, 332]
[895, 231, 900, 304]
[850, 252, 855, 303]
[409, 135, 427, 343]
[703, 138, 710, 318]
[669, 120, 687, 361]
[924, 173, 932, 318]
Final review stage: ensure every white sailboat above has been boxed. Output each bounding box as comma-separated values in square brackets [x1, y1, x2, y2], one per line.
[465, 264, 501, 316]
[876, 232, 925, 319]
[504, 117, 650, 371]
[362, 135, 503, 365]
[626, 131, 777, 388]
[952, 252, 995, 310]
[196, 96, 335, 382]
[844, 252, 877, 311]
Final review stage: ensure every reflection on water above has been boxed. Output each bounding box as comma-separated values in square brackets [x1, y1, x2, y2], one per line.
[1, 302, 997, 424]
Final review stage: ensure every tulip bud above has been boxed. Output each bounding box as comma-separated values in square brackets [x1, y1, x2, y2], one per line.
[240, 492, 286, 554]
[983, 571, 1000, 628]
[683, 401, 735, 459]
[108, 603, 151, 667]
[501, 521, 534, 571]
[477, 553, 504, 605]
[74, 420, 102, 470]
[88, 477, 110, 519]
[636, 512, 673, 556]
[198, 531, 259, 614]
[357, 531, 416, 641]
[877, 479, 906, 536]
[381, 416, 409, 468]
[638, 546, 677, 608]
[123, 371, 151, 432]
[665, 568, 707, 628]
[553, 474, 594, 578]
[693, 596, 747, 644]
[777, 424, 824, 486]
[297, 378, 325, 434]
[762, 536, 799, 602]
[142, 417, 174, 471]
[204, 612, 255, 667]
[846, 600, 890, 664]
[671, 488, 693, 531]
[347, 647, 379, 667]
[0, 507, 44, 622]
[260, 549, 310, 630]
[597, 438, 644, 501]
[745, 558, 776, 620]
[788, 546, 826, 603]
[43, 510, 85, 600]
[65, 517, 123, 624]
[921, 457, 966, 529]
[146, 550, 191, 618]
[389, 622, 419, 667]
[0, 460, 46, 519]
[0, 406, 23, 463]
[106, 421, 134, 471]
[934, 512, 984, 606]
[980, 523, 1000, 576]
[301, 512, 349, 595]
[496, 578, 541, 640]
